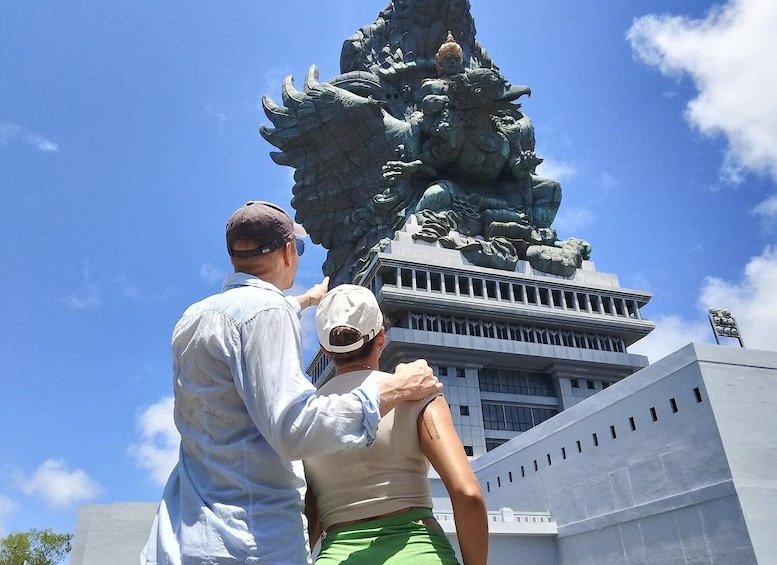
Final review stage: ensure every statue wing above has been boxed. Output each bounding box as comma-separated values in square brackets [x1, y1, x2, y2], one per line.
[261, 66, 414, 282]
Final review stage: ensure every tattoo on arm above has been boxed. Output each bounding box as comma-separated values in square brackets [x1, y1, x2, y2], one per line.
[422, 414, 441, 440]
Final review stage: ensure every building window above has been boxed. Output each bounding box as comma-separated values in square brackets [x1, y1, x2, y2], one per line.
[444, 274, 456, 294]
[482, 403, 505, 431]
[571, 379, 579, 388]
[423, 314, 440, 332]
[463, 445, 473, 456]
[694, 387, 703, 403]
[472, 278, 484, 298]
[478, 368, 555, 397]
[415, 270, 428, 291]
[482, 403, 558, 432]
[438, 366, 448, 377]
[480, 370, 501, 392]
[458, 276, 470, 296]
[587, 380, 596, 390]
[505, 406, 534, 431]
[380, 267, 397, 287]
[460, 405, 470, 416]
[670, 398, 679, 413]
[650, 407, 658, 422]
[592, 433, 599, 446]
[456, 368, 466, 378]
[486, 280, 498, 299]
[398, 306, 629, 352]
[629, 417, 636, 431]
[485, 439, 506, 452]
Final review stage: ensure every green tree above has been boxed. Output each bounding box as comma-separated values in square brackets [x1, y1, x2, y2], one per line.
[0, 528, 72, 565]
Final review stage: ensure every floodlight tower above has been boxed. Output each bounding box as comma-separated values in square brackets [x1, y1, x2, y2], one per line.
[708, 308, 745, 347]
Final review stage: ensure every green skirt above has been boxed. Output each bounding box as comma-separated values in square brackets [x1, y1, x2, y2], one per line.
[316, 508, 460, 564]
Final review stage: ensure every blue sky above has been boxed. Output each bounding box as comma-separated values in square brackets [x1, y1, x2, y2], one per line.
[2, 0, 776, 541]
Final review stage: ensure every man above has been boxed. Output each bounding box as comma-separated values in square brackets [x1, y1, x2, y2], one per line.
[142, 201, 441, 564]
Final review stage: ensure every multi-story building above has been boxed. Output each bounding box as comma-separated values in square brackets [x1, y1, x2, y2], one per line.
[308, 219, 655, 457]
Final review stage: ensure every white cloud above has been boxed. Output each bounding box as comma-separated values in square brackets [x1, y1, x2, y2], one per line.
[698, 246, 777, 351]
[200, 263, 227, 285]
[753, 194, 777, 219]
[552, 206, 594, 234]
[630, 247, 777, 361]
[0, 122, 59, 152]
[0, 123, 21, 145]
[598, 172, 617, 192]
[0, 494, 17, 535]
[628, 0, 777, 188]
[629, 314, 711, 363]
[129, 397, 179, 486]
[65, 265, 102, 309]
[109, 274, 141, 300]
[15, 460, 102, 509]
[25, 132, 59, 152]
[536, 157, 577, 183]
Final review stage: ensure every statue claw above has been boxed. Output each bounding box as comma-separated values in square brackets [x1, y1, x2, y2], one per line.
[281, 76, 305, 109]
[304, 65, 320, 93]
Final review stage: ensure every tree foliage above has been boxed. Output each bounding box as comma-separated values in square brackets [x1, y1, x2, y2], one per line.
[0, 528, 72, 565]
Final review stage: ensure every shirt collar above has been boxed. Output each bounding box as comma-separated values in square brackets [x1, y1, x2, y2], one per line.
[222, 272, 283, 295]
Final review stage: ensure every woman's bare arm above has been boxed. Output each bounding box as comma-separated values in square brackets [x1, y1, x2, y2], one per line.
[304, 481, 323, 553]
[418, 396, 488, 565]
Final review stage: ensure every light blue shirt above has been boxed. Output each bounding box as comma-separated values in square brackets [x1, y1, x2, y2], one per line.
[142, 273, 381, 564]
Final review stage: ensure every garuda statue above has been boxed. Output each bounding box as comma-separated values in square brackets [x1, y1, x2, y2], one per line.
[261, 0, 591, 286]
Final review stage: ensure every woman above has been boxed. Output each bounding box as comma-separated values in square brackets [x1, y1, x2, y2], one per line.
[304, 285, 488, 564]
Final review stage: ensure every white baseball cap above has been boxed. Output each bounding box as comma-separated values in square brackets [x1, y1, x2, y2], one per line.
[315, 285, 384, 353]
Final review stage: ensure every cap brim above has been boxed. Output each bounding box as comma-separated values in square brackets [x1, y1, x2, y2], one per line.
[294, 222, 307, 238]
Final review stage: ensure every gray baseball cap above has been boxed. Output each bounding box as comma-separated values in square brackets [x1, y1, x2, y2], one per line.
[226, 201, 306, 257]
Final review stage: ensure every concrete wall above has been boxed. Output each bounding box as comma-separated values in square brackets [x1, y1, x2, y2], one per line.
[701, 349, 777, 565]
[70, 502, 157, 565]
[473, 343, 776, 564]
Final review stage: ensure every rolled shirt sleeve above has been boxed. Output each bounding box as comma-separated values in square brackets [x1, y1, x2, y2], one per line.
[234, 293, 381, 460]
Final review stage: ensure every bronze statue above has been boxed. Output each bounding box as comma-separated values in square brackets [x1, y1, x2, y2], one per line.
[261, 0, 591, 285]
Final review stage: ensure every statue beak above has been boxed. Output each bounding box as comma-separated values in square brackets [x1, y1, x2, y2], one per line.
[501, 84, 532, 102]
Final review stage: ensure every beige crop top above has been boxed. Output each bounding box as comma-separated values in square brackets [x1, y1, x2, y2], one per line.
[303, 369, 439, 530]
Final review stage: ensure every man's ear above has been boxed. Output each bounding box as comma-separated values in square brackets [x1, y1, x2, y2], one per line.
[281, 240, 294, 267]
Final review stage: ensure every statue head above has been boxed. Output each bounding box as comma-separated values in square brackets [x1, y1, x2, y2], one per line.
[447, 68, 506, 110]
[435, 32, 464, 76]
